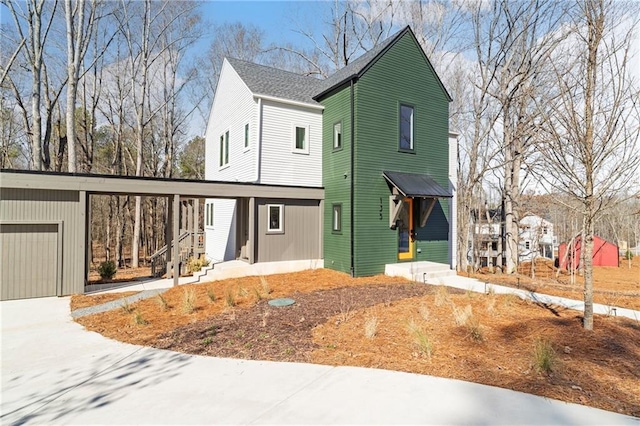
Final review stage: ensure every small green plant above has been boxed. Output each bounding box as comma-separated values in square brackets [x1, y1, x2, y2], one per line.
[408, 319, 433, 360]
[202, 337, 213, 345]
[208, 324, 217, 336]
[533, 337, 557, 374]
[364, 314, 379, 339]
[98, 260, 117, 280]
[155, 294, 169, 311]
[259, 276, 271, 295]
[133, 310, 148, 325]
[182, 288, 196, 314]
[624, 250, 634, 260]
[207, 288, 216, 303]
[225, 288, 236, 307]
[120, 299, 134, 314]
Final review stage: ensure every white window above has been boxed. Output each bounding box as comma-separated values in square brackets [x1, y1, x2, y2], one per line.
[219, 130, 229, 168]
[542, 227, 548, 235]
[244, 123, 249, 149]
[333, 122, 342, 150]
[205, 203, 214, 227]
[292, 125, 309, 154]
[267, 204, 284, 233]
[332, 204, 342, 232]
[399, 104, 414, 151]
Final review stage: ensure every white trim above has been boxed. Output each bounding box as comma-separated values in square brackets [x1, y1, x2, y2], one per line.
[292, 124, 310, 155]
[253, 93, 324, 111]
[266, 204, 284, 233]
[219, 129, 230, 169]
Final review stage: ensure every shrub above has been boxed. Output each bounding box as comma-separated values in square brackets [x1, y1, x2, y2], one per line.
[533, 337, 557, 374]
[207, 288, 216, 303]
[624, 250, 634, 260]
[408, 319, 433, 360]
[225, 288, 236, 307]
[434, 285, 449, 307]
[120, 299, 134, 314]
[98, 260, 117, 280]
[182, 288, 196, 314]
[364, 315, 379, 339]
[259, 276, 271, 295]
[133, 310, 148, 325]
[155, 294, 169, 311]
[187, 256, 211, 274]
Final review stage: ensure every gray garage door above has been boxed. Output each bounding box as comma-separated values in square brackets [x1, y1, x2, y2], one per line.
[1, 223, 60, 301]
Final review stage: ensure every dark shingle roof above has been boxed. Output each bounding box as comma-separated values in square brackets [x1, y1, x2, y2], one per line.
[313, 27, 410, 100]
[227, 58, 321, 105]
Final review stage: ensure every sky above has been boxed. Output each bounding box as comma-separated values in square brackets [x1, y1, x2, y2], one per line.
[198, 1, 325, 51]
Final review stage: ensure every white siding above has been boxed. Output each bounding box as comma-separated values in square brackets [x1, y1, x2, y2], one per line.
[205, 59, 257, 182]
[259, 100, 322, 187]
[204, 199, 237, 263]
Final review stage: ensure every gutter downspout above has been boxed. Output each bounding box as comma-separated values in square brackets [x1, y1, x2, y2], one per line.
[254, 97, 263, 183]
[350, 79, 355, 277]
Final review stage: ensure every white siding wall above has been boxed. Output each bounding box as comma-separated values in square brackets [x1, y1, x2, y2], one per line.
[205, 59, 257, 182]
[204, 199, 237, 263]
[204, 60, 257, 263]
[259, 100, 322, 187]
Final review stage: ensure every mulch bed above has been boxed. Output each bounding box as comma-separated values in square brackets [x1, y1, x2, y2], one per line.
[153, 283, 462, 362]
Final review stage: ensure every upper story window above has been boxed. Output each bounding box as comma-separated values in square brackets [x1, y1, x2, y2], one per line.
[244, 123, 249, 149]
[267, 204, 284, 233]
[333, 122, 342, 150]
[219, 130, 229, 168]
[293, 125, 309, 154]
[399, 104, 414, 151]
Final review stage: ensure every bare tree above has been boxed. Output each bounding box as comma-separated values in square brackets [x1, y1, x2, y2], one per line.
[532, 0, 640, 330]
[2, 0, 59, 170]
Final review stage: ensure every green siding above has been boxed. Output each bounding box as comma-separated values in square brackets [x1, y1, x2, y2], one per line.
[321, 31, 451, 277]
[321, 86, 352, 274]
[353, 32, 450, 276]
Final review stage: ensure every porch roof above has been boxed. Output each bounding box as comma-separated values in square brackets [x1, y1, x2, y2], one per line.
[383, 171, 451, 198]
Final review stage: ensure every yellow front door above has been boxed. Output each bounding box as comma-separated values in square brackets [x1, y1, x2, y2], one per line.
[398, 197, 414, 260]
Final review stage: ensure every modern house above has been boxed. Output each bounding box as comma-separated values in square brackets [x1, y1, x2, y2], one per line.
[205, 26, 456, 277]
[518, 214, 556, 262]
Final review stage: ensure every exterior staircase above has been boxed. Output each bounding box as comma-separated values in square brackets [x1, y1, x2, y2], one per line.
[150, 230, 204, 277]
[385, 261, 457, 284]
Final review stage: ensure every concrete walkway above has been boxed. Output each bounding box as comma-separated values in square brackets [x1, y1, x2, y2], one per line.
[2, 297, 637, 425]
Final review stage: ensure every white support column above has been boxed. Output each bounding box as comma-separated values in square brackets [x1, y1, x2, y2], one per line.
[173, 194, 180, 287]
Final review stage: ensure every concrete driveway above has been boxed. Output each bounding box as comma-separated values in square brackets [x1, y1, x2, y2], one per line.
[1, 297, 637, 425]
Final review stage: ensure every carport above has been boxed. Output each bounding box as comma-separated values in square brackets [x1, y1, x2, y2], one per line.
[0, 170, 323, 300]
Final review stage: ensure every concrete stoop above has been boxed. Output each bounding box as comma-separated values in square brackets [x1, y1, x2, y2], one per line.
[201, 259, 324, 282]
[385, 261, 456, 283]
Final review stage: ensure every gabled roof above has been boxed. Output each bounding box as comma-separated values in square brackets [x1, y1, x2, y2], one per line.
[313, 26, 452, 102]
[227, 58, 321, 106]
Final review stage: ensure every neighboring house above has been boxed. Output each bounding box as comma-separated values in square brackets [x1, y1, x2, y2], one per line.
[558, 235, 620, 269]
[204, 58, 324, 263]
[518, 214, 556, 262]
[469, 208, 504, 269]
[205, 26, 456, 277]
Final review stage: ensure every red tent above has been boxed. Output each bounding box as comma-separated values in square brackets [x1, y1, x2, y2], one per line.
[558, 235, 619, 269]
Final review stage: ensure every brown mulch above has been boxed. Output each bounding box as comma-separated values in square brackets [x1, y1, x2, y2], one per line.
[70, 291, 140, 311]
[74, 268, 640, 417]
[465, 256, 640, 310]
[153, 283, 458, 361]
